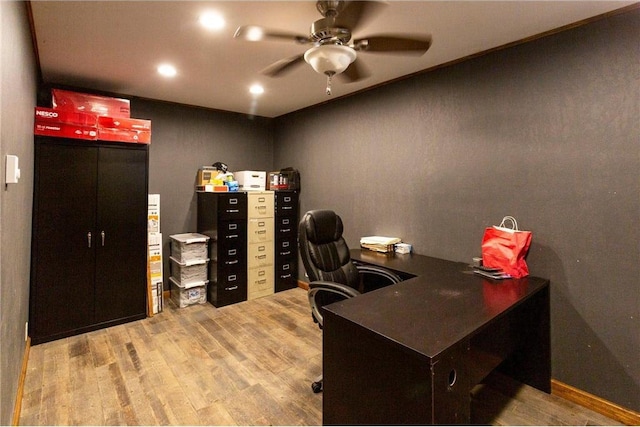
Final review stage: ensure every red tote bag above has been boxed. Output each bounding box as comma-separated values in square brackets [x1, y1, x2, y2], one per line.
[481, 216, 532, 278]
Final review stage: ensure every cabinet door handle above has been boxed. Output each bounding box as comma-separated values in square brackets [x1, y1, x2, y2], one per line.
[101, 231, 105, 246]
[87, 232, 92, 248]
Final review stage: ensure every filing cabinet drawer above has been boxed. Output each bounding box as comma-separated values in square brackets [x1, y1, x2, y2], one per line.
[248, 242, 274, 268]
[275, 191, 298, 215]
[247, 266, 274, 300]
[217, 194, 247, 220]
[276, 236, 296, 258]
[275, 215, 296, 236]
[248, 218, 274, 244]
[247, 191, 274, 219]
[208, 275, 247, 307]
[275, 258, 298, 292]
[218, 220, 246, 241]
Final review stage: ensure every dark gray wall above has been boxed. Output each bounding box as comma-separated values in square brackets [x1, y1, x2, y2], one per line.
[274, 9, 639, 411]
[0, 2, 38, 424]
[129, 100, 274, 282]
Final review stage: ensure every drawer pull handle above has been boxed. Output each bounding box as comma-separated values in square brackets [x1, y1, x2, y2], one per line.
[225, 260, 238, 265]
[257, 255, 266, 260]
[227, 209, 239, 213]
[258, 246, 265, 251]
[229, 224, 237, 230]
[282, 219, 290, 225]
[283, 264, 290, 271]
[226, 234, 238, 239]
[257, 230, 266, 235]
[258, 197, 265, 202]
[226, 285, 238, 291]
[228, 249, 236, 256]
[282, 241, 290, 248]
[87, 232, 92, 248]
[281, 251, 291, 256]
[284, 197, 291, 202]
[230, 199, 238, 204]
[258, 270, 266, 276]
[281, 274, 292, 279]
[281, 228, 291, 233]
[228, 275, 237, 281]
[257, 279, 267, 285]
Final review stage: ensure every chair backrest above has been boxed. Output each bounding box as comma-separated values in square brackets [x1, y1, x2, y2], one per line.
[298, 210, 360, 290]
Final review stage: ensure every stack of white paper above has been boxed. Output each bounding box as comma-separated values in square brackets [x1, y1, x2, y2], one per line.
[360, 236, 402, 253]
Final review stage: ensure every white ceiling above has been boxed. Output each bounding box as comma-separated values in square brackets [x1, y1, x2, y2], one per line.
[30, 1, 635, 118]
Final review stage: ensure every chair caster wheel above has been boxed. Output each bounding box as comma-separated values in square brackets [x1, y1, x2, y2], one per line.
[311, 381, 323, 393]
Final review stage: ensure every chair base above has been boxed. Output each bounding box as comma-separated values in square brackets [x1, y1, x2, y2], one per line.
[312, 375, 323, 393]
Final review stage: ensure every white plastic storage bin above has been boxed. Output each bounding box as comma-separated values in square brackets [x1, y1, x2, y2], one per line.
[170, 256, 208, 284]
[170, 233, 209, 263]
[170, 277, 208, 308]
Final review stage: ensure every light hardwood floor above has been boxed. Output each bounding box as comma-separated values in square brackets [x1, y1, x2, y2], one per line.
[19, 287, 620, 426]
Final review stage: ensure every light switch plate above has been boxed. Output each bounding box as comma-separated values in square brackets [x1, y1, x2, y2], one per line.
[5, 155, 20, 184]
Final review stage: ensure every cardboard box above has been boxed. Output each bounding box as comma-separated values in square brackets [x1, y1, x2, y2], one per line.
[235, 170, 266, 191]
[35, 107, 98, 126]
[148, 194, 160, 233]
[52, 89, 130, 117]
[196, 167, 219, 186]
[34, 122, 98, 140]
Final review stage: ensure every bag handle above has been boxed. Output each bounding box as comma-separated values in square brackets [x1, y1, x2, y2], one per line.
[498, 216, 519, 231]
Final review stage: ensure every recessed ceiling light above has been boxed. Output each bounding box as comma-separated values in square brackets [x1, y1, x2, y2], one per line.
[250, 84, 264, 95]
[199, 11, 225, 31]
[157, 64, 177, 78]
[245, 26, 264, 41]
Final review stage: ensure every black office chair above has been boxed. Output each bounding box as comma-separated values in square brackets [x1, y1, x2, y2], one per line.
[298, 209, 402, 393]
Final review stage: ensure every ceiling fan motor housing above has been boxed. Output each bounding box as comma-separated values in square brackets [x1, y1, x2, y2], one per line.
[310, 18, 351, 44]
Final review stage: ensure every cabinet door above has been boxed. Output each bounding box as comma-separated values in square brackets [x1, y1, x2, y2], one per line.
[94, 146, 148, 323]
[31, 142, 98, 341]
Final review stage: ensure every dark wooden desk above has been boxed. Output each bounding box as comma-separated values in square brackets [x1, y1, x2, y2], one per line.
[322, 249, 550, 425]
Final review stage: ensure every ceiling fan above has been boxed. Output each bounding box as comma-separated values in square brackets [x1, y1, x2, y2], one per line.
[234, 1, 432, 95]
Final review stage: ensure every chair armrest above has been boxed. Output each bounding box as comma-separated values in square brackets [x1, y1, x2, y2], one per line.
[308, 281, 361, 327]
[355, 263, 403, 284]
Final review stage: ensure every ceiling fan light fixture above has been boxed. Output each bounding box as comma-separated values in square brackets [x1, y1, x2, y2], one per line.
[304, 44, 356, 76]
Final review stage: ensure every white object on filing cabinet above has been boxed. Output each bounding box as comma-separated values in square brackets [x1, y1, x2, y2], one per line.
[235, 170, 266, 191]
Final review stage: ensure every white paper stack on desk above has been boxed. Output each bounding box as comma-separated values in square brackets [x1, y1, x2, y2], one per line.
[360, 236, 402, 253]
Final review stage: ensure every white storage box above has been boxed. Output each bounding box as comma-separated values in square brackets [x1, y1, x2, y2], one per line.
[170, 256, 208, 284]
[235, 171, 266, 191]
[170, 233, 209, 263]
[170, 277, 208, 308]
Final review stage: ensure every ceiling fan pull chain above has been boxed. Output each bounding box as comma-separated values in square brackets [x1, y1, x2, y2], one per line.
[326, 73, 333, 96]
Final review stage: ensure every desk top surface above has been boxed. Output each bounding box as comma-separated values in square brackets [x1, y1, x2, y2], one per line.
[323, 249, 549, 360]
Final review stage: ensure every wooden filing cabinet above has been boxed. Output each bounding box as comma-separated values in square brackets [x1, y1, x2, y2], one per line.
[247, 191, 275, 300]
[197, 192, 248, 307]
[274, 190, 299, 292]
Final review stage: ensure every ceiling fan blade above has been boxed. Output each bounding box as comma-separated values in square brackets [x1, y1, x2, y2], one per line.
[261, 54, 306, 77]
[334, 1, 387, 33]
[353, 34, 432, 55]
[234, 25, 310, 44]
[336, 58, 370, 83]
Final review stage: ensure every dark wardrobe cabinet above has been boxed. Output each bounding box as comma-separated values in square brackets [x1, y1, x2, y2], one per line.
[30, 136, 149, 344]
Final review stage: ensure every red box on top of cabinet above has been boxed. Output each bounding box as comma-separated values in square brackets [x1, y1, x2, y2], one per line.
[34, 122, 99, 140]
[98, 116, 151, 144]
[98, 128, 151, 144]
[52, 89, 130, 118]
[34, 107, 98, 126]
[97, 116, 151, 131]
